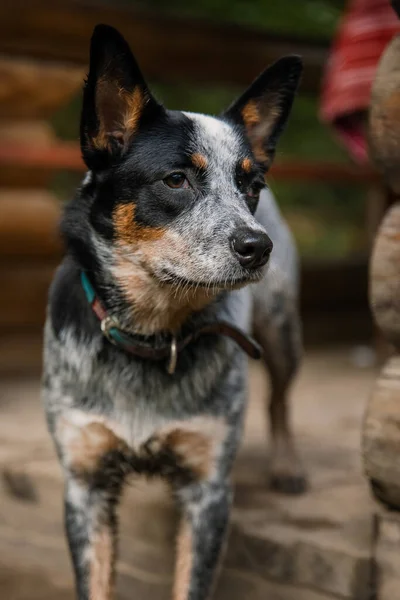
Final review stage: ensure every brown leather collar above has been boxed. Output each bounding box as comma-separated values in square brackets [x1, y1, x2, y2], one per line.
[81, 271, 262, 373]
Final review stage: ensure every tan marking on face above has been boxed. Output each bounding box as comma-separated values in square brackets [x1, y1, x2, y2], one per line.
[93, 80, 145, 151]
[173, 518, 193, 600]
[57, 418, 127, 475]
[191, 153, 208, 170]
[241, 157, 253, 173]
[113, 254, 214, 334]
[89, 528, 115, 600]
[112, 230, 217, 334]
[113, 203, 165, 245]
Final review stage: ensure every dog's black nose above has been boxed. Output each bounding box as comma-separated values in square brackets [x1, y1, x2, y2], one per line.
[230, 228, 273, 268]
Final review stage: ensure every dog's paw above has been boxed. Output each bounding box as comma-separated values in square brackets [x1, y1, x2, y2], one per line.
[268, 439, 308, 495]
[269, 472, 308, 495]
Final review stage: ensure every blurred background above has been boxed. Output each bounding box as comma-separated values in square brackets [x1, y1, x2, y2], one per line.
[0, 0, 391, 372]
[0, 1, 399, 599]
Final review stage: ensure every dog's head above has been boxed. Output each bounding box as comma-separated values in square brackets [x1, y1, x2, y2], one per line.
[69, 25, 302, 333]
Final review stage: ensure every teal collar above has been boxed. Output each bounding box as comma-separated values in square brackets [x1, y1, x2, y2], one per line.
[80, 271, 262, 373]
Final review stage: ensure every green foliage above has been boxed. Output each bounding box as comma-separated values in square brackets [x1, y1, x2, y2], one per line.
[52, 93, 82, 142]
[130, 0, 344, 39]
[269, 181, 366, 259]
[278, 95, 348, 161]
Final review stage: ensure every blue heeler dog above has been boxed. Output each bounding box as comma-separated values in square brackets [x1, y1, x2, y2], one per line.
[42, 24, 306, 600]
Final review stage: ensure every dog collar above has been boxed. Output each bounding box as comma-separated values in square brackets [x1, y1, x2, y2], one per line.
[81, 271, 262, 374]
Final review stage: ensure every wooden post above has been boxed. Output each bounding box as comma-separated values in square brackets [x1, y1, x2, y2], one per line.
[362, 23, 400, 600]
[363, 30, 400, 508]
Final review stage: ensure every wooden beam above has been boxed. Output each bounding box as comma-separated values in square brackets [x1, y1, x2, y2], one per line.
[0, 0, 328, 93]
[0, 56, 83, 119]
[0, 330, 44, 373]
[0, 121, 58, 187]
[0, 142, 84, 172]
[0, 141, 380, 184]
[270, 161, 379, 185]
[0, 264, 57, 328]
[0, 191, 63, 259]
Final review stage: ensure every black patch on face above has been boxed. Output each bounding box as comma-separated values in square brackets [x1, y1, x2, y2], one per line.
[114, 109, 207, 229]
[89, 177, 118, 241]
[65, 110, 203, 264]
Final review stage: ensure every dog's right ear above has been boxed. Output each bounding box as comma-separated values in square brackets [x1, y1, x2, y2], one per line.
[80, 24, 163, 170]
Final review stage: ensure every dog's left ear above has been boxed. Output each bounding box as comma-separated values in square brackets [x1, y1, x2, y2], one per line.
[81, 24, 163, 169]
[223, 56, 302, 169]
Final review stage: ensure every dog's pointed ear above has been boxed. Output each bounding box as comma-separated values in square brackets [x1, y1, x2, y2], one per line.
[81, 24, 163, 169]
[223, 56, 302, 169]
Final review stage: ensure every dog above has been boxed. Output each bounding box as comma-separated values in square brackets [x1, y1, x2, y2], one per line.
[42, 24, 306, 600]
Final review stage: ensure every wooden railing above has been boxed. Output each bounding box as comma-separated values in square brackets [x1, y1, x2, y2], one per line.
[0, 141, 380, 184]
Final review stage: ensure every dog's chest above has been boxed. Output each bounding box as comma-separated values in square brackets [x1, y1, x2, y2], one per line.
[57, 406, 230, 484]
[45, 321, 239, 448]
[49, 336, 240, 483]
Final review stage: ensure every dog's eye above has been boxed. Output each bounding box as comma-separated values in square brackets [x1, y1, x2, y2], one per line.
[164, 173, 189, 189]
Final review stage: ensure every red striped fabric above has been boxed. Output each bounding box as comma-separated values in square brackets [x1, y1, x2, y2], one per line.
[320, 0, 400, 163]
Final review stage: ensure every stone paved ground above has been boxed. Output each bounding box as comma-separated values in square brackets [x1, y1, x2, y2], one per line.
[0, 348, 378, 599]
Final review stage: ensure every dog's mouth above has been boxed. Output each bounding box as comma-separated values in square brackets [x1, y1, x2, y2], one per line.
[155, 268, 264, 290]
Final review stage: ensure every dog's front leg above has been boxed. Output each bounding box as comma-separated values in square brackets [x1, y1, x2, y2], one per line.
[173, 480, 231, 600]
[64, 472, 123, 600]
[55, 417, 127, 600]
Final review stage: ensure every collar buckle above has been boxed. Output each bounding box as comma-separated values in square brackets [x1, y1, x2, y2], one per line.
[167, 335, 178, 374]
[100, 315, 121, 345]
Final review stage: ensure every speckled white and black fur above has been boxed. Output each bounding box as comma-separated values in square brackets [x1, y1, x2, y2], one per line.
[42, 24, 306, 600]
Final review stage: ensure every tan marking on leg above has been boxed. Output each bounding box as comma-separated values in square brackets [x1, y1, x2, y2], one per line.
[191, 153, 208, 170]
[166, 430, 212, 479]
[57, 418, 127, 475]
[113, 203, 165, 245]
[173, 517, 193, 600]
[149, 417, 228, 480]
[89, 527, 115, 600]
[241, 157, 253, 173]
